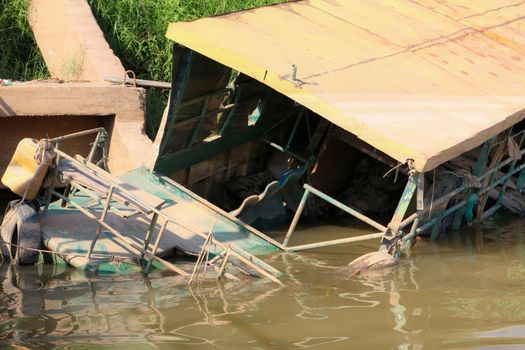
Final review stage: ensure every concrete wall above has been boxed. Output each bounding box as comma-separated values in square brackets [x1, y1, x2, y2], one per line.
[0, 82, 154, 177]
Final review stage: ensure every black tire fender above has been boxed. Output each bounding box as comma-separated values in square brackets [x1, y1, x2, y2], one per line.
[0, 200, 41, 264]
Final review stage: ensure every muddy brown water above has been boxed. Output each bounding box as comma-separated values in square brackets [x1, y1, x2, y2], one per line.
[1, 214, 525, 349]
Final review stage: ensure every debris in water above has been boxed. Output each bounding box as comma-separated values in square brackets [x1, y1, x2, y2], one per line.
[347, 251, 398, 275]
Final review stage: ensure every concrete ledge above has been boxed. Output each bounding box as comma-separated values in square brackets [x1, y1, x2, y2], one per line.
[0, 82, 153, 176]
[29, 0, 125, 82]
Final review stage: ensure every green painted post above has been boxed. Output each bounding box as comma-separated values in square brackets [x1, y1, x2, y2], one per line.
[389, 173, 418, 229]
[381, 173, 418, 251]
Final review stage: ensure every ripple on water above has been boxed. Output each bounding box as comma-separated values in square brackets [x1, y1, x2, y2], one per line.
[1, 220, 525, 348]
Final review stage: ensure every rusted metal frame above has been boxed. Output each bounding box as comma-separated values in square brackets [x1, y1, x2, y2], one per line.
[186, 95, 212, 148]
[415, 161, 525, 234]
[219, 86, 243, 136]
[57, 153, 283, 282]
[51, 190, 189, 276]
[451, 139, 493, 230]
[86, 186, 115, 260]
[284, 184, 387, 249]
[399, 147, 525, 230]
[380, 173, 418, 253]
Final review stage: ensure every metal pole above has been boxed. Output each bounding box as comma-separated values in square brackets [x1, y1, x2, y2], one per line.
[49, 128, 105, 143]
[87, 130, 103, 164]
[189, 232, 213, 284]
[283, 189, 310, 246]
[145, 220, 169, 273]
[141, 212, 159, 261]
[52, 190, 189, 276]
[86, 186, 114, 260]
[287, 232, 384, 251]
[304, 184, 387, 232]
[217, 246, 231, 280]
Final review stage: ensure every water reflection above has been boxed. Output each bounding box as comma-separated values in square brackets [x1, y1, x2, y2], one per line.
[2, 218, 525, 349]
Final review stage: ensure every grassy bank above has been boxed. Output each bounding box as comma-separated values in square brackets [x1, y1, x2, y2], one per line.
[87, 0, 288, 139]
[0, 0, 49, 80]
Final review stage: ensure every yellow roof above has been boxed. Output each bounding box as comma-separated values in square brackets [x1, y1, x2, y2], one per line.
[166, 0, 525, 172]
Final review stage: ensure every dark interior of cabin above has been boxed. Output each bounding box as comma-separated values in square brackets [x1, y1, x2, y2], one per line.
[153, 45, 409, 234]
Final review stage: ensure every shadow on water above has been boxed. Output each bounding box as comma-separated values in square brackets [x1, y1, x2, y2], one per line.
[2, 217, 525, 349]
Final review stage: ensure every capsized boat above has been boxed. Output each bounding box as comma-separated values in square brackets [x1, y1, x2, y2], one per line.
[1, 129, 283, 284]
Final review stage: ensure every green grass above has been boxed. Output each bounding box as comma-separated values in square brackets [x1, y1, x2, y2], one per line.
[0, 0, 287, 138]
[0, 0, 49, 80]
[87, 0, 289, 139]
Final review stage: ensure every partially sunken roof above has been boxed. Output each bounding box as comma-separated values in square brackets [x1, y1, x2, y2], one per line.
[166, 0, 525, 172]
